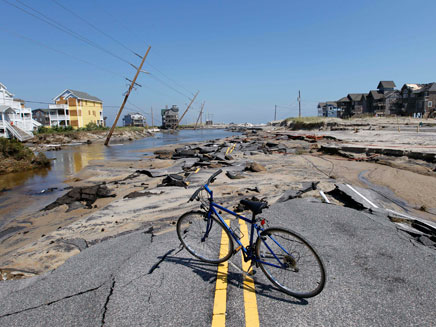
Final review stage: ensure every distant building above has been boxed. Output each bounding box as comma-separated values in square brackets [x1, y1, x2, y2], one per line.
[347, 93, 367, 115]
[32, 109, 50, 126]
[367, 81, 401, 116]
[400, 83, 436, 118]
[123, 112, 147, 127]
[317, 102, 341, 117]
[205, 120, 213, 125]
[336, 97, 351, 118]
[161, 105, 179, 129]
[50, 89, 104, 128]
[0, 82, 40, 141]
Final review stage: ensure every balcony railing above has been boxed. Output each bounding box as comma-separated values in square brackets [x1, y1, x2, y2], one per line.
[49, 104, 69, 110]
[50, 115, 69, 120]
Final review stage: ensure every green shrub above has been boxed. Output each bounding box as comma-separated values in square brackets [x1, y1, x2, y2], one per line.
[78, 122, 108, 131]
[36, 125, 74, 134]
[0, 137, 34, 161]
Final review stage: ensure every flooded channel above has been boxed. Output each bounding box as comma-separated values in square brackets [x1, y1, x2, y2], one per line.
[0, 129, 238, 226]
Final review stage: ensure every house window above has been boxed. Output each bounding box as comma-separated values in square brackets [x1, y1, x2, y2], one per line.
[429, 101, 433, 108]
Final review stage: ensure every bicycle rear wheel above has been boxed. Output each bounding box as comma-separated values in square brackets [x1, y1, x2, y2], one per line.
[256, 227, 326, 298]
[177, 211, 233, 264]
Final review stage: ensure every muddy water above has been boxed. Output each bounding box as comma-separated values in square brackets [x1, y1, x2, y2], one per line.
[0, 129, 238, 226]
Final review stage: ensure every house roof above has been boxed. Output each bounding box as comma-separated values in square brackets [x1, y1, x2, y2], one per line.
[326, 101, 337, 106]
[402, 83, 422, 91]
[348, 93, 366, 101]
[0, 105, 16, 113]
[369, 90, 384, 100]
[318, 102, 326, 107]
[0, 82, 13, 96]
[54, 89, 102, 103]
[429, 83, 436, 92]
[377, 81, 396, 89]
[161, 108, 179, 115]
[337, 96, 350, 102]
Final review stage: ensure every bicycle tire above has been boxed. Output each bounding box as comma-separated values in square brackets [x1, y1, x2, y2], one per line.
[177, 211, 234, 264]
[255, 227, 326, 298]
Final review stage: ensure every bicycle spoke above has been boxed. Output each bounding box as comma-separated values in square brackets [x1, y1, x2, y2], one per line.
[256, 228, 325, 298]
[177, 211, 233, 264]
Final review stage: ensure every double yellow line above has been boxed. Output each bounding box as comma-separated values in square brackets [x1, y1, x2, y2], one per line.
[211, 220, 260, 327]
[225, 143, 236, 155]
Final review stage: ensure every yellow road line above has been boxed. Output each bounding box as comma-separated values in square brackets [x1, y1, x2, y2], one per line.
[211, 219, 230, 327]
[239, 220, 260, 327]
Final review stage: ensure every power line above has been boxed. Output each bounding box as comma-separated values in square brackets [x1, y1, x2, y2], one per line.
[2, 0, 135, 67]
[95, 2, 197, 98]
[5, 0, 196, 108]
[126, 101, 152, 117]
[49, 0, 142, 58]
[146, 63, 196, 97]
[148, 73, 192, 100]
[2, 28, 126, 79]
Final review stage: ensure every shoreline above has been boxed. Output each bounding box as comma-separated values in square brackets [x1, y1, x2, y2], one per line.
[1, 120, 436, 279]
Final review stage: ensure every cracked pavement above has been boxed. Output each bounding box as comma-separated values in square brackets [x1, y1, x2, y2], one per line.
[0, 199, 435, 326]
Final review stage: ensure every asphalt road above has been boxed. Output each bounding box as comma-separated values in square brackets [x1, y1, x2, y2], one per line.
[0, 199, 435, 326]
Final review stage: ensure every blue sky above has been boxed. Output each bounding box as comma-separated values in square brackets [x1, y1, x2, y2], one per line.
[1, 0, 436, 125]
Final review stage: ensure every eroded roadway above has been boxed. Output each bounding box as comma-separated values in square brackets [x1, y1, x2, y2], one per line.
[0, 199, 435, 326]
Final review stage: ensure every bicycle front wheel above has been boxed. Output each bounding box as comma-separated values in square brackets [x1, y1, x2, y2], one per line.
[177, 211, 233, 264]
[256, 227, 326, 298]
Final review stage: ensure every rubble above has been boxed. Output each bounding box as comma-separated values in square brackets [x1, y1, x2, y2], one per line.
[159, 174, 188, 187]
[277, 182, 320, 203]
[43, 185, 115, 211]
[245, 162, 266, 172]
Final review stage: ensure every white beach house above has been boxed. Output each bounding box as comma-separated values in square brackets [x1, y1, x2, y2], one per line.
[0, 82, 40, 141]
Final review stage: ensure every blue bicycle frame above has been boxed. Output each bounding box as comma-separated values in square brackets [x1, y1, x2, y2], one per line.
[202, 184, 289, 269]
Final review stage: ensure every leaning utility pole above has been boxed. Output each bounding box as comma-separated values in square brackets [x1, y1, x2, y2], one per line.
[194, 101, 205, 129]
[151, 106, 154, 127]
[105, 46, 151, 145]
[177, 91, 199, 127]
[274, 104, 277, 121]
[298, 90, 301, 118]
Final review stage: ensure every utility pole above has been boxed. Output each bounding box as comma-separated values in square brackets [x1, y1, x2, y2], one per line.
[195, 101, 205, 129]
[177, 91, 199, 127]
[105, 46, 151, 145]
[274, 104, 277, 121]
[151, 106, 154, 127]
[298, 90, 301, 118]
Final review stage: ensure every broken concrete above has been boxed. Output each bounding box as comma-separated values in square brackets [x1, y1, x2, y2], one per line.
[43, 185, 115, 211]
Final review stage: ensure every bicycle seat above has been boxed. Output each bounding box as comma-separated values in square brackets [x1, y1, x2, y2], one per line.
[240, 199, 268, 215]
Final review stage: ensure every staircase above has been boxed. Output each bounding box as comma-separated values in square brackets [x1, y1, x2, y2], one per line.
[4, 121, 34, 141]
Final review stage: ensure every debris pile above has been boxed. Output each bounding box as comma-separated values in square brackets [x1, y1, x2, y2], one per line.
[44, 184, 115, 211]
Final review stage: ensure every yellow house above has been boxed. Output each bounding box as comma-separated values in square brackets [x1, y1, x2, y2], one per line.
[51, 89, 103, 128]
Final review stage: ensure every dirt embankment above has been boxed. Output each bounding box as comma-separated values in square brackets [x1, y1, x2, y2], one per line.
[29, 128, 154, 151]
[0, 138, 50, 175]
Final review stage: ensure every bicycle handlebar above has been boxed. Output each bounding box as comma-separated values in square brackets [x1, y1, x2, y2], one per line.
[188, 169, 223, 202]
[206, 169, 223, 185]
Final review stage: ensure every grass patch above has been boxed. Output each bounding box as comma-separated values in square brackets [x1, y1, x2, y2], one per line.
[283, 116, 324, 124]
[282, 117, 325, 130]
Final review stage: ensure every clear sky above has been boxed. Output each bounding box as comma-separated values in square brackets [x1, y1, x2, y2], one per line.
[1, 0, 436, 125]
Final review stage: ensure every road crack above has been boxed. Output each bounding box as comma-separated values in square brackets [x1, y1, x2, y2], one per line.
[101, 277, 116, 327]
[0, 283, 104, 319]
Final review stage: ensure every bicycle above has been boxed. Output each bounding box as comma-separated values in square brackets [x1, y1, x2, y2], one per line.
[176, 169, 326, 298]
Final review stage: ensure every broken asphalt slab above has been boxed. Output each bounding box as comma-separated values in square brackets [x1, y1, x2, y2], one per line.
[0, 199, 435, 326]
